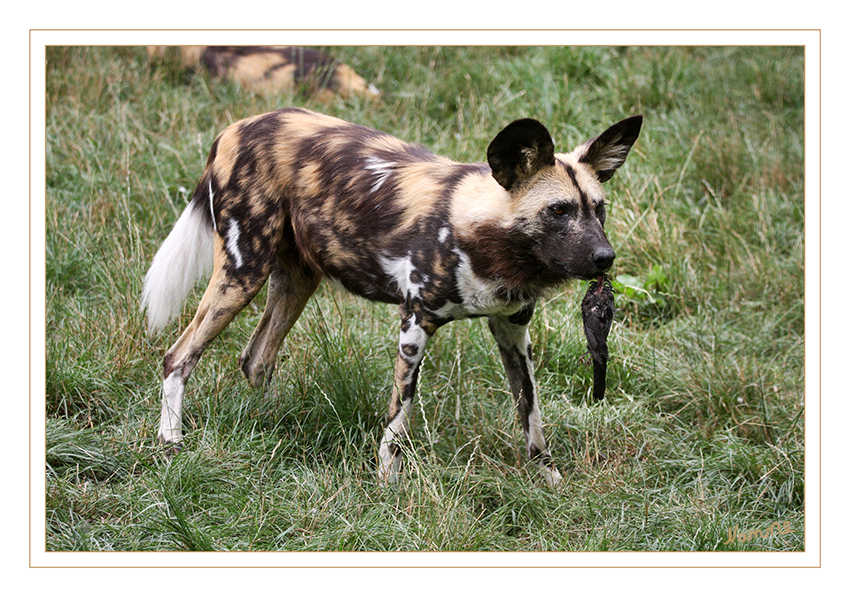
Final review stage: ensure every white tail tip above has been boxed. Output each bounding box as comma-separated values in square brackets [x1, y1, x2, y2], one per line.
[142, 204, 213, 335]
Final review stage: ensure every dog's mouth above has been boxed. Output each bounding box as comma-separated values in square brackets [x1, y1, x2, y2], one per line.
[546, 252, 614, 283]
[559, 264, 612, 282]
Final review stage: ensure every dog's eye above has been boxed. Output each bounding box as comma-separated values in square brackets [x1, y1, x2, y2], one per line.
[549, 203, 571, 217]
[594, 202, 607, 223]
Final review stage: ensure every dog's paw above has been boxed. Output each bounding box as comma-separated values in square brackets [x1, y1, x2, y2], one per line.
[161, 440, 184, 456]
[540, 466, 563, 488]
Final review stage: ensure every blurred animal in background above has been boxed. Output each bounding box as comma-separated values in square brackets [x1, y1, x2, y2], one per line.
[145, 45, 380, 101]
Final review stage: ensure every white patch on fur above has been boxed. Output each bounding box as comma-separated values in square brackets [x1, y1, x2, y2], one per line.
[364, 157, 396, 194]
[225, 218, 244, 268]
[379, 254, 423, 300]
[398, 321, 428, 366]
[142, 204, 214, 334]
[452, 249, 510, 315]
[158, 369, 185, 444]
[438, 226, 450, 243]
[432, 299, 465, 321]
[432, 249, 532, 321]
[208, 180, 217, 233]
[540, 466, 563, 487]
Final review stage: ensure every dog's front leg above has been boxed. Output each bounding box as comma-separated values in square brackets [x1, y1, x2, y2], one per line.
[488, 305, 563, 486]
[377, 304, 436, 484]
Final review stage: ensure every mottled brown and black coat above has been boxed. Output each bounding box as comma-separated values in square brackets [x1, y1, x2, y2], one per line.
[142, 108, 642, 484]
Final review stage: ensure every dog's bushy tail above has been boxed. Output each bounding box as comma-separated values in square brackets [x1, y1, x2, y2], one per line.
[142, 199, 214, 335]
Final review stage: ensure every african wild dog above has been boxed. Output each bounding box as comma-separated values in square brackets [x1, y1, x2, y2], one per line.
[145, 46, 381, 100]
[142, 108, 642, 485]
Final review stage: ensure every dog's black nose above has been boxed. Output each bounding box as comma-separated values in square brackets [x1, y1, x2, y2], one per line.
[592, 247, 615, 271]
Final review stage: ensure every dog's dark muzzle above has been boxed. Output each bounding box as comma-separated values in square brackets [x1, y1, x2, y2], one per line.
[591, 245, 616, 272]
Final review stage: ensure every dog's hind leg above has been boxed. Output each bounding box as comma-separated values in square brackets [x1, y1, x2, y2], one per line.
[488, 304, 563, 487]
[157, 235, 274, 449]
[239, 246, 321, 388]
[377, 304, 440, 484]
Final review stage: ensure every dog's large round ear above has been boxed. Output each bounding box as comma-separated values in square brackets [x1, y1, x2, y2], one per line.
[577, 115, 643, 183]
[487, 119, 556, 191]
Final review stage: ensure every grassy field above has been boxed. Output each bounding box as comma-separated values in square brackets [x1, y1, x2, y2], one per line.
[44, 45, 805, 552]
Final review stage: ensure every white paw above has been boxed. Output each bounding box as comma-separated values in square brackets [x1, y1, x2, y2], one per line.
[540, 466, 563, 487]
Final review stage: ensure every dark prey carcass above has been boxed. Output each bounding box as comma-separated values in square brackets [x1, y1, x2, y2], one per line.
[581, 275, 615, 401]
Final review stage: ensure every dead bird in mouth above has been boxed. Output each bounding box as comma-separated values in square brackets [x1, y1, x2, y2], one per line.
[581, 274, 615, 401]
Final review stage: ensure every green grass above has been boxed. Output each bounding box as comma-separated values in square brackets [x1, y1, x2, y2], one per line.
[44, 45, 804, 552]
